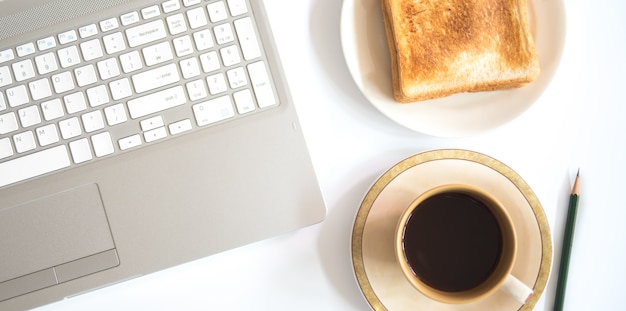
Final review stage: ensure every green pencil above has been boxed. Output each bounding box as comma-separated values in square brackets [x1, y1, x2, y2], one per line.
[553, 170, 581, 311]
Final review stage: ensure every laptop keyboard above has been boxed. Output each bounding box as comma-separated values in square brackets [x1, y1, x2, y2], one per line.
[0, 0, 279, 188]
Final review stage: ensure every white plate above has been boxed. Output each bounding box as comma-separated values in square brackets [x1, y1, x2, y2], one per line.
[340, 0, 566, 137]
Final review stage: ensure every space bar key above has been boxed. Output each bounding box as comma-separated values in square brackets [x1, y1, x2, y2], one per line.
[0, 145, 71, 188]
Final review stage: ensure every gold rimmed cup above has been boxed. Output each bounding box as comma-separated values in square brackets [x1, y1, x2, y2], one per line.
[395, 184, 529, 304]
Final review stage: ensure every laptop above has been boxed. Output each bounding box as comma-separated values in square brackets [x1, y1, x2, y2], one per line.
[0, 0, 326, 309]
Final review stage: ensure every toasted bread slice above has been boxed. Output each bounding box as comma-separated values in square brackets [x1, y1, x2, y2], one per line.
[381, 0, 540, 103]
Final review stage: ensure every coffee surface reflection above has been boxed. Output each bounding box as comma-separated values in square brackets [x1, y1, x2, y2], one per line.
[402, 192, 503, 292]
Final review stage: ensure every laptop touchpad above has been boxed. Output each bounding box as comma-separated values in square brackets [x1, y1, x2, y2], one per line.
[0, 183, 118, 301]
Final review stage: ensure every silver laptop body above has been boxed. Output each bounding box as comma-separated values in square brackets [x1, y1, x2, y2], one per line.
[0, 1, 326, 309]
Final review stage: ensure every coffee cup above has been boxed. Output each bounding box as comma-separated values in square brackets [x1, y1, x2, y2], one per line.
[395, 184, 533, 304]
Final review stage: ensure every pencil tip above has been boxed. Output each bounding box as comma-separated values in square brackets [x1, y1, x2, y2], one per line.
[572, 169, 581, 195]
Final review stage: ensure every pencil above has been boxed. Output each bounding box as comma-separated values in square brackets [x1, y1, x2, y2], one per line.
[553, 170, 581, 311]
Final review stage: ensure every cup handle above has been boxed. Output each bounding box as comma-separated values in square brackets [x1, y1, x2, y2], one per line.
[501, 275, 534, 304]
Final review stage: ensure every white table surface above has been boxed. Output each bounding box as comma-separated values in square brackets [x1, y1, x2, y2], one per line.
[36, 0, 626, 310]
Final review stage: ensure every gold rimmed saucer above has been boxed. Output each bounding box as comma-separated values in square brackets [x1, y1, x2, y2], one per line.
[351, 149, 552, 311]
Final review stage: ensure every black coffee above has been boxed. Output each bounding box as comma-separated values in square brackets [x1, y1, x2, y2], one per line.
[402, 191, 502, 292]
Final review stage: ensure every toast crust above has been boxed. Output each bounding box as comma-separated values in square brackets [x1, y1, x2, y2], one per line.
[382, 0, 540, 103]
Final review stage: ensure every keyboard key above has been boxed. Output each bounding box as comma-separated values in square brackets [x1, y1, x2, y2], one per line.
[186, 79, 208, 101]
[207, 1, 228, 23]
[166, 13, 187, 35]
[104, 103, 127, 126]
[59, 117, 82, 139]
[34, 53, 59, 75]
[128, 86, 186, 119]
[118, 134, 142, 150]
[169, 119, 192, 135]
[13, 131, 37, 153]
[97, 58, 121, 80]
[162, 0, 181, 13]
[37, 36, 57, 51]
[187, 7, 208, 29]
[141, 5, 161, 20]
[193, 29, 214, 51]
[234, 17, 262, 60]
[219, 45, 241, 67]
[0, 49, 15, 64]
[12, 59, 36, 82]
[103, 32, 127, 54]
[82, 110, 105, 133]
[206, 73, 227, 95]
[69, 138, 92, 163]
[58, 30, 78, 44]
[99, 17, 119, 32]
[226, 67, 247, 88]
[35, 124, 60, 147]
[0, 145, 71, 188]
[227, 0, 248, 16]
[142, 41, 173, 66]
[74, 64, 98, 87]
[51, 71, 75, 94]
[28, 78, 53, 101]
[144, 127, 167, 143]
[126, 20, 167, 48]
[16, 42, 36, 57]
[0, 66, 12, 87]
[233, 89, 255, 114]
[0, 92, 6, 111]
[199, 51, 220, 72]
[248, 61, 277, 108]
[183, 0, 202, 7]
[6, 85, 29, 107]
[17, 105, 42, 128]
[132, 63, 180, 93]
[79, 24, 99, 38]
[86, 85, 110, 107]
[80, 39, 104, 61]
[110, 78, 133, 100]
[0, 112, 19, 134]
[0, 137, 13, 159]
[58, 46, 82, 68]
[120, 51, 143, 73]
[192, 95, 234, 126]
[173, 35, 194, 57]
[214, 23, 234, 45]
[120, 12, 140, 26]
[63, 92, 87, 114]
[41, 99, 64, 121]
[180, 57, 201, 79]
[92, 132, 114, 157]
[140, 116, 164, 131]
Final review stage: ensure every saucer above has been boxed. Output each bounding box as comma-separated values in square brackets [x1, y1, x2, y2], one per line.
[351, 149, 552, 310]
